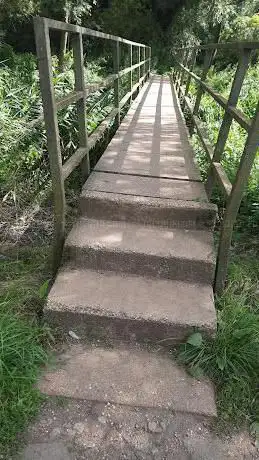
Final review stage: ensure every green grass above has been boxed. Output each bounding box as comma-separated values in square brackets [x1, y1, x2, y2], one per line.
[179, 258, 259, 430]
[0, 247, 53, 456]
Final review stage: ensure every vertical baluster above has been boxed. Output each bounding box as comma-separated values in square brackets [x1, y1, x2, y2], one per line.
[113, 40, 120, 128]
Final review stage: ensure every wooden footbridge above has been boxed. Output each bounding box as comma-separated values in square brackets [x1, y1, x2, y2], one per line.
[32, 17, 259, 429]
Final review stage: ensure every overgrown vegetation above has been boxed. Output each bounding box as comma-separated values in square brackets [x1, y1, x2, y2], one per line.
[0, 247, 52, 456]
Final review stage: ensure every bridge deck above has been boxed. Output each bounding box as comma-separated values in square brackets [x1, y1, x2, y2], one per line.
[90, 75, 207, 202]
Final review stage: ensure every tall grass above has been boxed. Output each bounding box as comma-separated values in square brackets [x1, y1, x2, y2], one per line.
[0, 247, 52, 456]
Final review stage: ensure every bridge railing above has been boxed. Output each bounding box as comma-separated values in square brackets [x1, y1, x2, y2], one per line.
[172, 41, 259, 294]
[33, 17, 151, 272]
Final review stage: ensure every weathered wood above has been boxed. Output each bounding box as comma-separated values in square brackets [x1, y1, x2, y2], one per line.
[212, 162, 232, 197]
[45, 17, 146, 47]
[138, 47, 141, 87]
[215, 101, 259, 294]
[177, 62, 251, 131]
[113, 41, 120, 128]
[33, 16, 66, 274]
[185, 49, 197, 97]
[206, 49, 251, 197]
[148, 47, 151, 76]
[130, 44, 133, 103]
[72, 32, 89, 180]
[178, 49, 189, 97]
[63, 108, 118, 180]
[193, 50, 214, 116]
[143, 47, 146, 82]
[56, 90, 84, 110]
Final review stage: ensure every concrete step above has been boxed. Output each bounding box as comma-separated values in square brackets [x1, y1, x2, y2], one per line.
[45, 268, 216, 342]
[38, 344, 217, 418]
[82, 170, 209, 202]
[64, 218, 215, 284]
[80, 189, 217, 230]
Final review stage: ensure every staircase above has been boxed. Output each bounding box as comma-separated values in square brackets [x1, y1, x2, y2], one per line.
[41, 76, 218, 426]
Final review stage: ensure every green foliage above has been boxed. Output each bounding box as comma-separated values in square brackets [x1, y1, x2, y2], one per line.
[189, 63, 259, 235]
[0, 246, 53, 456]
[0, 47, 113, 208]
[179, 259, 259, 427]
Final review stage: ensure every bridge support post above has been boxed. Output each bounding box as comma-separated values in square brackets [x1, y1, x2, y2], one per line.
[72, 32, 90, 182]
[113, 40, 120, 128]
[33, 17, 66, 275]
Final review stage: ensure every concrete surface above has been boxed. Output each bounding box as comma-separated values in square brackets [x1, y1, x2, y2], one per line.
[94, 76, 201, 181]
[80, 190, 217, 229]
[65, 218, 215, 283]
[46, 268, 216, 342]
[20, 388, 257, 460]
[38, 344, 216, 417]
[83, 171, 208, 201]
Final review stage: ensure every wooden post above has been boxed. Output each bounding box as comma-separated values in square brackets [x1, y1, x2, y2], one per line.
[178, 49, 189, 96]
[193, 49, 214, 116]
[130, 44, 133, 102]
[148, 46, 151, 77]
[113, 40, 120, 128]
[215, 101, 259, 294]
[206, 49, 251, 197]
[33, 17, 66, 275]
[138, 46, 141, 88]
[185, 49, 197, 97]
[143, 46, 146, 81]
[72, 32, 90, 181]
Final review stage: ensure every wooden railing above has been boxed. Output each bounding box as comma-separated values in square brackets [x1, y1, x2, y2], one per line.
[33, 16, 151, 273]
[172, 41, 259, 294]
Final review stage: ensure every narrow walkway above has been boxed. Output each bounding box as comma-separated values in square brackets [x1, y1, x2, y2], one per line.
[90, 75, 207, 200]
[21, 76, 228, 460]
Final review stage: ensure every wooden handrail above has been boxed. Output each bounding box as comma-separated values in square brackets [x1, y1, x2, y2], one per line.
[33, 16, 151, 273]
[172, 41, 259, 294]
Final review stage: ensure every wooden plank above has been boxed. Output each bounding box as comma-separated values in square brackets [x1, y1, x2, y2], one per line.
[206, 49, 251, 197]
[72, 32, 89, 180]
[56, 90, 84, 110]
[212, 162, 232, 197]
[45, 17, 146, 47]
[119, 60, 146, 77]
[33, 16, 66, 274]
[113, 41, 120, 128]
[215, 101, 259, 294]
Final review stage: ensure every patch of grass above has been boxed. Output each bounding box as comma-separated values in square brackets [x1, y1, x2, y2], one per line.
[178, 258, 259, 430]
[0, 246, 53, 456]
